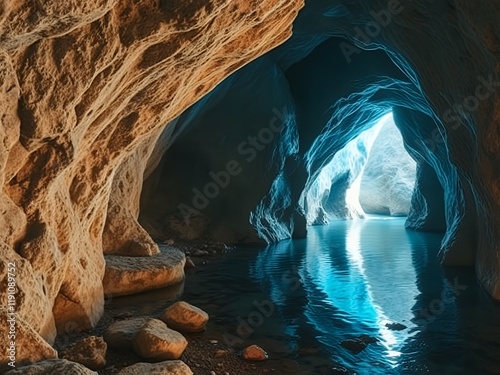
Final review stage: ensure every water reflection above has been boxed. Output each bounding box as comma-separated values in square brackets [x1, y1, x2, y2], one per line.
[249, 217, 499, 374]
[181, 217, 500, 374]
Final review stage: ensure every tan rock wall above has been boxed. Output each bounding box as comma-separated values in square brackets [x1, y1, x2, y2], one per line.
[0, 0, 303, 346]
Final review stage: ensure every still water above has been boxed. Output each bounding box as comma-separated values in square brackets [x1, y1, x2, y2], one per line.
[182, 217, 500, 374]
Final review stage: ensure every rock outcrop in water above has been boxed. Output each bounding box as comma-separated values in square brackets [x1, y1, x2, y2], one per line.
[0, 0, 302, 367]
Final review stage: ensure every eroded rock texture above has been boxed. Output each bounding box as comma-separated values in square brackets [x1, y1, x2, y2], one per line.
[0, 0, 303, 354]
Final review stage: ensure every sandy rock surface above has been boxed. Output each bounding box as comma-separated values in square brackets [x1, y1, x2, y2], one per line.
[132, 318, 188, 360]
[116, 360, 193, 375]
[0, 0, 303, 343]
[103, 245, 185, 297]
[161, 301, 209, 333]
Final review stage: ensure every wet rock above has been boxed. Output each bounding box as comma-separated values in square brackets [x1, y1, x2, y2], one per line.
[386, 322, 407, 331]
[4, 359, 97, 374]
[59, 336, 107, 370]
[116, 360, 193, 375]
[340, 339, 367, 354]
[132, 318, 188, 360]
[103, 317, 149, 350]
[358, 334, 378, 344]
[160, 301, 209, 333]
[241, 345, 268, 361]
[103, 246, 185, 297]
[184, 257, 196, 269]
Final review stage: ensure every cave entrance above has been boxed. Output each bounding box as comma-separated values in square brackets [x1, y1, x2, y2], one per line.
[302, 112, 417, 225]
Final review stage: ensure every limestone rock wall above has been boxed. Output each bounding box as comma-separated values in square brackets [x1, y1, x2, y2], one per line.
[0, 0, 303, 349]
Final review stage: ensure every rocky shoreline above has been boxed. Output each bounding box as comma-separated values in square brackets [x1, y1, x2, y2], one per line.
[6, 240, 284, 374]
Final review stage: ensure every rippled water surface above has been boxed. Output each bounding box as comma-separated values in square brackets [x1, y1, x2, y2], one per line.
[181, 217, 500, 374]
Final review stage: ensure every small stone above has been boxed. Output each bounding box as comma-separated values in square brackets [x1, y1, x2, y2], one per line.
[210, 371, 216, 375]
[241, 345, 268, 361]
[385, 322, 407, 331]
[209, 339, 218, 344]
[215, 349, 228, 358]
[184, 257, 195, 269]
[132, 318, 188, 360]
[160, 301, 209, 333]
[340, 339, 367, 354]
[116, 360, 193, 375]
[164, 239, 175, 246]
[59, 336, 107, 370]
[103, 246, 185, 297]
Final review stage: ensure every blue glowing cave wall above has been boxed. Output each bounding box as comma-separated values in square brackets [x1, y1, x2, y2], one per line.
[141, 1, 500, 296]
[358, 114, 417, 217]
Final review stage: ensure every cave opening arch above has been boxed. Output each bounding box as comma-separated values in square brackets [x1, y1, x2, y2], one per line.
[143, 1, 495, 300]
[300, 111, 421, 225]
[141, 37, 464, 259]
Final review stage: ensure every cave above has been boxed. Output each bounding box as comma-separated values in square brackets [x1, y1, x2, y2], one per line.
[1, 0, 500, 374]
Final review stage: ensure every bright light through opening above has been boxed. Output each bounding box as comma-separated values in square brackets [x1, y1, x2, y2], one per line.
[303, 112, 416, 224]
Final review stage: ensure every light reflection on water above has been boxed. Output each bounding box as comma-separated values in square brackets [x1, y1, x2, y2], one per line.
[181, 217, 500, 374]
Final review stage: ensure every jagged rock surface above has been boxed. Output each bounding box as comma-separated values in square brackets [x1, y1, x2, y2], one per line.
[0, 0, 302, 350]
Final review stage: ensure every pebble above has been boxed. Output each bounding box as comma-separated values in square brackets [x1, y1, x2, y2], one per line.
[184, 257, 196, 269]
[241, 345, 268, 361]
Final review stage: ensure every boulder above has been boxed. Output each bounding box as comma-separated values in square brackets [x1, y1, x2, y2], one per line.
[103, 317, 149, 350]
[160, 301, 209, 333]
[103, 245, 185, 297]
[4, 359, 97, 374]
[132, 318, 188, 360]
[117, 360, 193, 375]
[59, 336, 107, 370]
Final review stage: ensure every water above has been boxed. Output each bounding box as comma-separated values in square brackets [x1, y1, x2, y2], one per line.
[181, 217, 500, 374]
